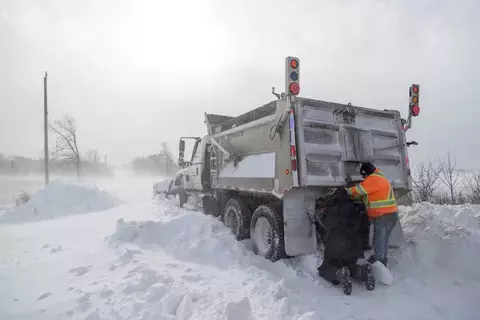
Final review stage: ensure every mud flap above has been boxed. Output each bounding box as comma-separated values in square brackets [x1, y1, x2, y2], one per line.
[283, 188, 318, 256]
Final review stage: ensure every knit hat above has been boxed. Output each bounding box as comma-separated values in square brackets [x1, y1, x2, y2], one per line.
[360, 162, 376, 176]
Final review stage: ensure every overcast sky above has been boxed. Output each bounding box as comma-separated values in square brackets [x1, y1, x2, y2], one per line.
[0, 0, 479, 168]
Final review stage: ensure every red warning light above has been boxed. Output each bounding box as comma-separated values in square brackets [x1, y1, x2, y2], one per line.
[291, 159, 297, 171]
[289, 82, 300, 95]
[290, 59, 298, 69]
[411, 105, 420, 116]
[412, 85, 419, 93]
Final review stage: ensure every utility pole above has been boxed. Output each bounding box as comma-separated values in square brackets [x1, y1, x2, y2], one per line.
[44, 71, 49, 185]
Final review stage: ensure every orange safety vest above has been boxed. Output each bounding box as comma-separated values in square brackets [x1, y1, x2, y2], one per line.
[345, 169, 398, 219]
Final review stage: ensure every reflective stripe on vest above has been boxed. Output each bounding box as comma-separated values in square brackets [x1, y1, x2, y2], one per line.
[357, 184, 369, 206]
[367, 173, 396, 210]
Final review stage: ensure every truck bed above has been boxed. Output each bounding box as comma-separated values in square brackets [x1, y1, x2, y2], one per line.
[294, 98, 411, 195]
[206, 97, 412, 198]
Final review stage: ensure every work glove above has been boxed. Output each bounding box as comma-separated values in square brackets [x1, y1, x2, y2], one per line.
[334, 187, 347, 198]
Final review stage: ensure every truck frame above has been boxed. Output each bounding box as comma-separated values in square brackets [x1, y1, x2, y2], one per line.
[154, 57, 418, 262]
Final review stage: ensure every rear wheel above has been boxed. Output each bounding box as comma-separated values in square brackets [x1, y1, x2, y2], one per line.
[223, 198, 252, 241]
[250, 205, 286, 262]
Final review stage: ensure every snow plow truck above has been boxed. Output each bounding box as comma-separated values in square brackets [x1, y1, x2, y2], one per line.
[153, 56, 421, 262]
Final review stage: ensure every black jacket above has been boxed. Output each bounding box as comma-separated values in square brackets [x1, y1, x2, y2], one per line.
[317, 188, 367, 264]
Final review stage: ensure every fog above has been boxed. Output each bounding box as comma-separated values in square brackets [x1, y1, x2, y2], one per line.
[1, 0, 479, 169]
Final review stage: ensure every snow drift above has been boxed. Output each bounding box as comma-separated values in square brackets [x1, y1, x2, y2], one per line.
[108, 201, 308, 281]
[2, 178, 480, 320]
[108, 202, 322, 319]
[107, 200, 480, 319]
[111, 201, 480, 282]
[0, 180, 121, 224]
[394, 203, 480, 282]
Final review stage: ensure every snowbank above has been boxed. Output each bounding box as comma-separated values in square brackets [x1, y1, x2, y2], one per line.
[3, 183, 480, 320]
[394, 203, 480, 281]
[110, 200, 480, 282]
[109, 202, 296, 275]
[0, 179, 121, 224]
[106, 200, 480, 319]
[108, 202, 320, 319]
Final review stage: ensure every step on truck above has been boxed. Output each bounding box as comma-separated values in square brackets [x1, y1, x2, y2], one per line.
[154, 56, 421, 262]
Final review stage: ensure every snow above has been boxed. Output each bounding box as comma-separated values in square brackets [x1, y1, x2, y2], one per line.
[371, 261, 394, 286]
[0, 179, 121, 224]
[394, 203, 480, 283]
[219, 152, 276, 178]
[1, 176, 479, 319]
[154, 179, 174, 194]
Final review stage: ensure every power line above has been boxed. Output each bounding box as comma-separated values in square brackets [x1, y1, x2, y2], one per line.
[1, 70, 39, 103]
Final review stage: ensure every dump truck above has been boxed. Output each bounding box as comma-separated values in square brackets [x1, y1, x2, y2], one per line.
[154, 56, 420, 262]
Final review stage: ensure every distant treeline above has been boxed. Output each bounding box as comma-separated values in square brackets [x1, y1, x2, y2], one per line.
[0, 152, 113, 177]
[128, 142, 178, 177]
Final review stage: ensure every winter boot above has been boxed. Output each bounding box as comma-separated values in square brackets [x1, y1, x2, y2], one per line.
[362, 263, 375, 291]
[336, 266, 352, 295]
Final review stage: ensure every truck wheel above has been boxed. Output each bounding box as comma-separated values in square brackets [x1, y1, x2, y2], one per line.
[250, 205, 286, 262]
[223, 198, 252, 241]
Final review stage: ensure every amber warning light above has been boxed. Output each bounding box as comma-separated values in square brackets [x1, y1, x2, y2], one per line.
[290, 59, 298, 69]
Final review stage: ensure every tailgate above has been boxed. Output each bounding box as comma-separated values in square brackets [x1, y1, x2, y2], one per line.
[294, 98, 411, 191]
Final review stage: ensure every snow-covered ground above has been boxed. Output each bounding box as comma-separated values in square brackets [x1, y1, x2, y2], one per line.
[1, 175, 479, 320]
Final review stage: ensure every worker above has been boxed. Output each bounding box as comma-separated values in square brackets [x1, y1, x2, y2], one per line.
[316, 187, 375, 295]
[345, 162, 399, 267]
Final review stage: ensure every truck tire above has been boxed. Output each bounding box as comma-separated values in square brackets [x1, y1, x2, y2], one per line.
[250, 205, 287, 262]
[223, 198, 252, 241]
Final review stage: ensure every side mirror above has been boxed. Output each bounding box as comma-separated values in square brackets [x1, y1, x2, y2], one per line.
[178, 139, 186, 167]
[179, 140, 185, 152]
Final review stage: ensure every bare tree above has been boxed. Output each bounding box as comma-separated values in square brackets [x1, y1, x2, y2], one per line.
[437, 151, 461, 204]
[160, 142, 174, 175]
[431, 191, 451, 205]
[412, 160, 441, 203]
[463, 171, 480, 204]
[49, 115, 81, 178]
[85, 149, 100, 165]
